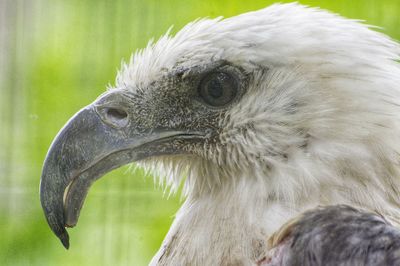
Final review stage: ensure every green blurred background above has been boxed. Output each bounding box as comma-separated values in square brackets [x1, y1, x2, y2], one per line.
[0, 0, 399, 265]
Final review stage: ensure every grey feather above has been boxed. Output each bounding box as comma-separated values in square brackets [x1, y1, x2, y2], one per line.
[265, 205, 400, 266]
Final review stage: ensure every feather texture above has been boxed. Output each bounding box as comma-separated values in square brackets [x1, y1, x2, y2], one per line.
[114, 3, 400, 265]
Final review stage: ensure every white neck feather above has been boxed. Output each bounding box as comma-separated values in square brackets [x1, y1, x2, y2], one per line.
[150, 158, 400, 266]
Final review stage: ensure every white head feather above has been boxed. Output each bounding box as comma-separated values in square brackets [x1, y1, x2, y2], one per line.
[116, 3, 400, 265]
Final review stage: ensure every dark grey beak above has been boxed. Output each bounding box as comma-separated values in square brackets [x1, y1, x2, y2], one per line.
[40, 93, 205, 249]
[40, 105, 138, 249]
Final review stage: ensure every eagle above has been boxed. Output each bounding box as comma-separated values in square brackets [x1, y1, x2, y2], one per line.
[40, 3, 400, 265]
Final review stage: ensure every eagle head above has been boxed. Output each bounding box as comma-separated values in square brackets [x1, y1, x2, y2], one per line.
[40, 3, 400, 262]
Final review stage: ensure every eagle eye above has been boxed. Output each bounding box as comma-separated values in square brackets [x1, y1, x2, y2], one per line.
[198, 71, 238, 107]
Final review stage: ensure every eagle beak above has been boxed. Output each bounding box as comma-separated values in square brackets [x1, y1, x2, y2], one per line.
[40, 92, 205, 249]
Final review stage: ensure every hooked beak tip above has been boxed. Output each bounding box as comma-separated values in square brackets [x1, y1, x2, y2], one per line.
[60, 231, 70, 249]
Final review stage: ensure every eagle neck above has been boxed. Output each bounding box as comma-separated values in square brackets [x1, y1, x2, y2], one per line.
[151, 176, 298, 265]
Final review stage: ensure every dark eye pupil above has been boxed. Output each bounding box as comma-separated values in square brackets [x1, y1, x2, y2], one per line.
[199, 71, 238, 107]
[207, 79, 223, 98]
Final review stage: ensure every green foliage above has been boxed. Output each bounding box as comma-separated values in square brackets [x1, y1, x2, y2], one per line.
[0, 0, 399, 265]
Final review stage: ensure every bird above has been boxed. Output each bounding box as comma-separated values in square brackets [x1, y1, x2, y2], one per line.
[39, 3, 400, 265]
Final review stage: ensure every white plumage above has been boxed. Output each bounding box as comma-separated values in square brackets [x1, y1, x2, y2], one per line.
[118, 3, 400, 265]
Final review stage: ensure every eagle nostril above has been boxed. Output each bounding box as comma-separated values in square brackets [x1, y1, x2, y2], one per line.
[107, 108, 127, 119]
[104, 107, 129, 128]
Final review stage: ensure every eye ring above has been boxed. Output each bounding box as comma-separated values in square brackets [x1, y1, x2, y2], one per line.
[198, 71, 238, 107]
